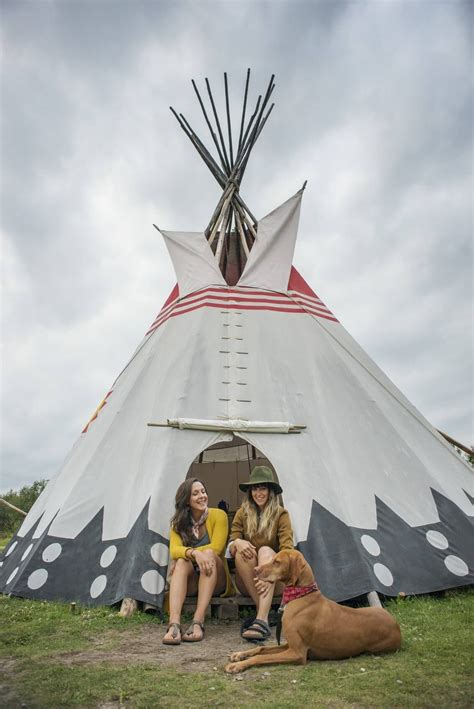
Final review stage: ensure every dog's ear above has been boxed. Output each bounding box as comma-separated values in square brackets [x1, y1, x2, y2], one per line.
[288, 551, 305, 586]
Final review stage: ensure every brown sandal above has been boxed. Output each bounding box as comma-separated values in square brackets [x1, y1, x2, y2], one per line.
[162, 622, 181, 645]
[182, 620, 205, 642]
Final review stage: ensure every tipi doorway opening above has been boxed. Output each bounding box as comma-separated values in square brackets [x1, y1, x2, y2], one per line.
[185, 436, 282, 521]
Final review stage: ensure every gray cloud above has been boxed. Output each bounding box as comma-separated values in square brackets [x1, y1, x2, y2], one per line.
[1, 0, 472, 491]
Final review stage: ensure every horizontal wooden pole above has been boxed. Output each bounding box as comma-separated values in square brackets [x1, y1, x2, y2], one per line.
[147, 422, 306, 433]
[437, 430, 472, 456]
[0, 498, 27, 517]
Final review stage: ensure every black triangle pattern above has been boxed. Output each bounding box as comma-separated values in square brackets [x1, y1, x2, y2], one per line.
[298, 488, 473, 602]
[0, 500, 169, 607]
[1, 489, 472, 606]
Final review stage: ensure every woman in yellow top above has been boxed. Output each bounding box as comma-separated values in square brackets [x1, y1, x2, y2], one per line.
[229, 466, 294, 641]
[162, 477, 231, 645]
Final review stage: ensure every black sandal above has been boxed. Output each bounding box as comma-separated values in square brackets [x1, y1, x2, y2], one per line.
[182, 620, 205, 642]
[241, 619, 272, 643]
[240, 616, 256, 637]
[162, 622, 181, 645]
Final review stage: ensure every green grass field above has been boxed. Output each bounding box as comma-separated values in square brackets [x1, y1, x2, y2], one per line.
[1, 589, 472, 707]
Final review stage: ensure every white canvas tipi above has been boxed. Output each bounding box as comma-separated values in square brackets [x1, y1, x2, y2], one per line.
[1, 73, 472, 605]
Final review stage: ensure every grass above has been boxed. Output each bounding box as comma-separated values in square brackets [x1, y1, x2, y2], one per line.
[0, 533, 13, 552]
[1, 590, 473, 707]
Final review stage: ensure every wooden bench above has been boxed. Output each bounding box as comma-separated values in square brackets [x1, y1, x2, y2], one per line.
[183, 594, 282, 619]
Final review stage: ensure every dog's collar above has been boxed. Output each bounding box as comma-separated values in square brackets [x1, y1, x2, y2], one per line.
[281, 582, 319, 606]
[276, 582, 319, 645]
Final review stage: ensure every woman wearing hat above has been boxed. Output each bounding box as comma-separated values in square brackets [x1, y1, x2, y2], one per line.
[228, 465, 294, 641]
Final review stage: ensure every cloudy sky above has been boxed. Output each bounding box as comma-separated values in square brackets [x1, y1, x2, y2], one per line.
[1, 0, 472, 492]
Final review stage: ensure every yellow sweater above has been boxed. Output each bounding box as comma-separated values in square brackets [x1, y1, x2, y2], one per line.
[169, 507, 233, 596]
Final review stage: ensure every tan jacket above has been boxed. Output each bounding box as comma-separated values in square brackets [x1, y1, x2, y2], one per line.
[230, 506, 294, 552]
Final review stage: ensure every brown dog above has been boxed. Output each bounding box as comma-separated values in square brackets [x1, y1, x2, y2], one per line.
[225, 550, 401, 673]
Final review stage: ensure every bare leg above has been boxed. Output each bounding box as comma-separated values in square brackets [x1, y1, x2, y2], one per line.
[237, 546, 276, 639]
[235, 550, 259, 603]
[162, 558, 197, 643]
[184, 551, 226, 641]
[254, 546, 277, 623]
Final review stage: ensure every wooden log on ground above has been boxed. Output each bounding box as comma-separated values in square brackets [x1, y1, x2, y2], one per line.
[367, 591, 382, 607]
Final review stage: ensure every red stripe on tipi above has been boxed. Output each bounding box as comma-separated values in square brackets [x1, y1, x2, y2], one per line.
[160, 270, 321, 315]
[147, 284, 179, 330]
[162, 283, 179, 309]
[147, 267, 337, 336]
[287, 266, 319, 300]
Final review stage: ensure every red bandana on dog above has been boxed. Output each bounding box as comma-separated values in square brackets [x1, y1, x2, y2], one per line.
[276, 582, 319, 645]
[282, 581, 319, 605]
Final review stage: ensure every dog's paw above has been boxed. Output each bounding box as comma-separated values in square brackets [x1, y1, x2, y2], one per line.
[225, 662, 243, 674]
[229, 651, 246, 662]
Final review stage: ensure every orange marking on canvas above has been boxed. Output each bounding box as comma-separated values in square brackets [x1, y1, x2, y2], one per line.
[82, 390, 113, 433]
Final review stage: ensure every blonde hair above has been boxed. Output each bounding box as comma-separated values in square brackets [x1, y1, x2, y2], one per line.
[241, 488, 280, 541]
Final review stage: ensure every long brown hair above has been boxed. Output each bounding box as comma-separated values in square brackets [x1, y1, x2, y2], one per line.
[170, 477, 207, 546]
[240, 487, 280, 540]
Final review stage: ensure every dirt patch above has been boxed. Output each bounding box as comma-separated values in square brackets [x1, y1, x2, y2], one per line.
[55, 620, 275, 673]
[0, 659, 23, 707]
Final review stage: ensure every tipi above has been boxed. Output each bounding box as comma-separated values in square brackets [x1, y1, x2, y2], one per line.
[1, 72, 472, 606]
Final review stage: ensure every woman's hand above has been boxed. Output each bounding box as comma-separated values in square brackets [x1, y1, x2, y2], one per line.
[254, 577, 272, 597]
[192, 550, 215, 576]
[233, 539, 257, 560]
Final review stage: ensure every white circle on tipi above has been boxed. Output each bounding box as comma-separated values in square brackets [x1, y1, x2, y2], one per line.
[373, 563, 394, 587]
[425, 530, 449, 550]
[21, 544, 34, 561]
[42, 543, 62, 563]
[141, 570, 165, 595]
[150, 543, 169, 566]
[27, 568, 48, 590]
[361, 535, 380, 556]
[6, 567, 19, 584]
[90, 575, 107, 598]
[444, 555, 469, 577]
[6, 541, 18, 557]
[100, 545, 117, 568]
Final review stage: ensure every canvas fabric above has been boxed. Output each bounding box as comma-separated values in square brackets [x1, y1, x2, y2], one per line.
[1, 190, 472, 607]
[238, 189, 302, 291]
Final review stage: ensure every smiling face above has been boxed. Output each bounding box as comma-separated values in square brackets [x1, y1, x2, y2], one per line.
[188, 481, 208, 519]
[251, 484, 270, 510]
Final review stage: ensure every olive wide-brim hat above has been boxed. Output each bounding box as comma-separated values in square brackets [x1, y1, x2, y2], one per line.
[239, 465, 283, 495]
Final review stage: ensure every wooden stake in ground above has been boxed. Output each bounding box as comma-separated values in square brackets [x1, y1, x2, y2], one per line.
[119, 598, 138, 618]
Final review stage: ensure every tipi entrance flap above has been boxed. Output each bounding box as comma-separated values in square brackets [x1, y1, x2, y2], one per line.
[237, 189, 303, 291]
[159, 229, 226, 298]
